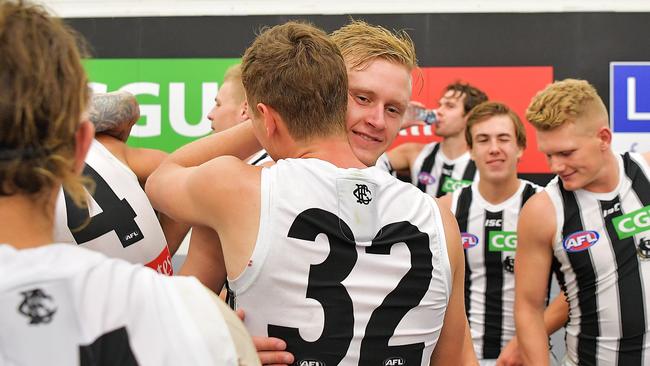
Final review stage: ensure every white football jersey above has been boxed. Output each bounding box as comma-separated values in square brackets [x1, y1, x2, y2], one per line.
[0, 244, 238, 366]
[229, 158, 452, 366]
[53, 140, 172, 275]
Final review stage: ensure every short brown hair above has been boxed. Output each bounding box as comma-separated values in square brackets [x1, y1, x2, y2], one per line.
[0, 0, 91, 206]
[526, 78, 605, 131]
[465, 101, 527, 149]
[241, 21, 347, 141]
[445, 82, 489, 115]
[330, 20, 417, 72]
[222, 63, 245, 105]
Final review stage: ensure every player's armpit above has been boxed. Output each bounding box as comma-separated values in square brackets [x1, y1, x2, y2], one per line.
[179, 226, 227, 294]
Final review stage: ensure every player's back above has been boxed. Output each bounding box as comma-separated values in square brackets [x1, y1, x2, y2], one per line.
[230, 158, 452, 366]
[53, 140, 172, 275]
[0, 243, 239, 366]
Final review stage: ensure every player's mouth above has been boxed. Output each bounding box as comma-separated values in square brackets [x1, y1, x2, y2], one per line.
[352, 130, 383, 143]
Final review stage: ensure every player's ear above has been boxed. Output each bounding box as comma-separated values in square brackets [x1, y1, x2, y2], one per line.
[74, 120, 94, 174]
[239, 100, 249, 122]
[256, 102, 277, 138]
[596, 126, 612, 151]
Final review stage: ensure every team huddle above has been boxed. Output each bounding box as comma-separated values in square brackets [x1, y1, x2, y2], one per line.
[2, 1, 650, 366]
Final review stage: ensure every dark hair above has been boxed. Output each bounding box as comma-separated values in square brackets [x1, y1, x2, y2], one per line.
[444, 82, 489, 115]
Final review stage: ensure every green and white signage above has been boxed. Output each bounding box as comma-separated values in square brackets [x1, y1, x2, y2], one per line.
[488, 231, 517, 252]
[84, 58, 240, 152]
[613, 205, 650, 239]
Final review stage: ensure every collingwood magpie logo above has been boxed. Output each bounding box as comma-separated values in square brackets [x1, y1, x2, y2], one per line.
[18, 288, 57, 325]
[353, 184, 372, 205]
[503, 256, 515, 273]
[637, 237, 650, 260]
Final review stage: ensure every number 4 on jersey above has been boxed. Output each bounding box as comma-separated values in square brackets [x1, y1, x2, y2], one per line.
[64, 164, 144, 247]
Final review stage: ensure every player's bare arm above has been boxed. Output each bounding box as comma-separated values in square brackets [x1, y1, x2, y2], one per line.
[386, 142, 425, 172]
[514, 192, 556, 366]
[179, 226, 228, 293]
[430, 203, 466, 365]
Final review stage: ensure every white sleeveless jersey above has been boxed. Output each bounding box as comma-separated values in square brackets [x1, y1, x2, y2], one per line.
[246, 149, 273, 166]
[229, 158, 452, 366]
[411, 142, 477, 197]
[53, 140, 172, 275]
[546, 153, 650, 366]
[450, 180, 541, 360]
[0, 244, 238, 366]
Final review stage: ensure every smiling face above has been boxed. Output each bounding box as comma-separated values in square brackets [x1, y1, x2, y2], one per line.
[470, 114, 523, 184]
[345, 58, 411, 166]
[435, 90, 467, 138]
[536, 120, 610, 192]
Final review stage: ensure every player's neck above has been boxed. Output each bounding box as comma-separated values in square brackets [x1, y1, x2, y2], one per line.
[292, 134, 367, 168]
[478, 175, 520, 205]
[0, 191, 56, 249]
[583, 150, 620, 193]
[439, 134, 468, 159]
[96, 134, 128, 165]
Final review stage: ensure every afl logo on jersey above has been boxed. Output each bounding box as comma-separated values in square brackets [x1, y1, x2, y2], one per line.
[418, 171, 436, 185]
[299, 360, 326, 366]
[383, 357, 406, 366]
[461, 233, 479, 249]
[563, 230, 600, 252]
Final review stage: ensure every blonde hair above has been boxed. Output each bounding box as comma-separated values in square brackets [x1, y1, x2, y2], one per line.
[330, 20, 417, 72]
[466, 101, 526, 148]
[222, 63, 245, 105]
[241, 21, 347, 141]
[526, 78, 605, 131]
[0, 0, 91, 206]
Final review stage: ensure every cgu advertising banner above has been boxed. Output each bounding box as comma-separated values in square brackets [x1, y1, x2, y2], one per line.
[85, 59, 552, 173]
[84, 58, 241, 152]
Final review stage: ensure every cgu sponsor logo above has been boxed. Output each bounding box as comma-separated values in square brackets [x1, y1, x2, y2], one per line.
[461, 233, 479, 249]
[299, 360, 326, 366]
[563, 230, 600, 252]
[441, 177, 472, 193]
[489, 231, 517, 251]
[383, 357, 406, 366]
[612, 205, 650, 239]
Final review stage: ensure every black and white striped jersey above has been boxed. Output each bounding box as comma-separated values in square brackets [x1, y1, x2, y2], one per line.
[246, 149, 273, 166]
[546, 152, 650, 366]
[411, 142, 477, 198]
[450, 180, 541, 360]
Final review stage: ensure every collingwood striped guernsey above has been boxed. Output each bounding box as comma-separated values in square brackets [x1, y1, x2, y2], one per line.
[547, 153, 650, 365]
[412, 142, 477, 197]
[450, 179, 540, 360]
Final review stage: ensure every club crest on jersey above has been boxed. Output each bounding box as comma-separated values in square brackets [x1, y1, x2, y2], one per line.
[418, 171, 435, 185]
[503, 256, 515, 273]
[462, 233, 479, 249]
[383, 357, 406, 366]
[299, 359, 326, 366]
[353, 184, 372, 205]
[637, 237, 650, 260]
[563, 230, 599, 252]
[18, 288, 57, 325]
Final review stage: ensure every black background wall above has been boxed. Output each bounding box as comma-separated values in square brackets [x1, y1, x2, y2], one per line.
[68, 12, 650, 109]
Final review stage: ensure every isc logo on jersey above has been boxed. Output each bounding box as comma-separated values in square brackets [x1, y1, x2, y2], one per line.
[563, 230, 600, 252]
[489, 231, 517, 251]
[462, 233, 479, 249]
[383, 357, 406, 366]
[612, 205, 650, 239]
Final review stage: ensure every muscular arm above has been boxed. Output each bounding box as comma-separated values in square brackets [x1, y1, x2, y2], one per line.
[514, 192, 556, 366]
[386, 142, 424, 173]
[430, 203, 466, 365]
